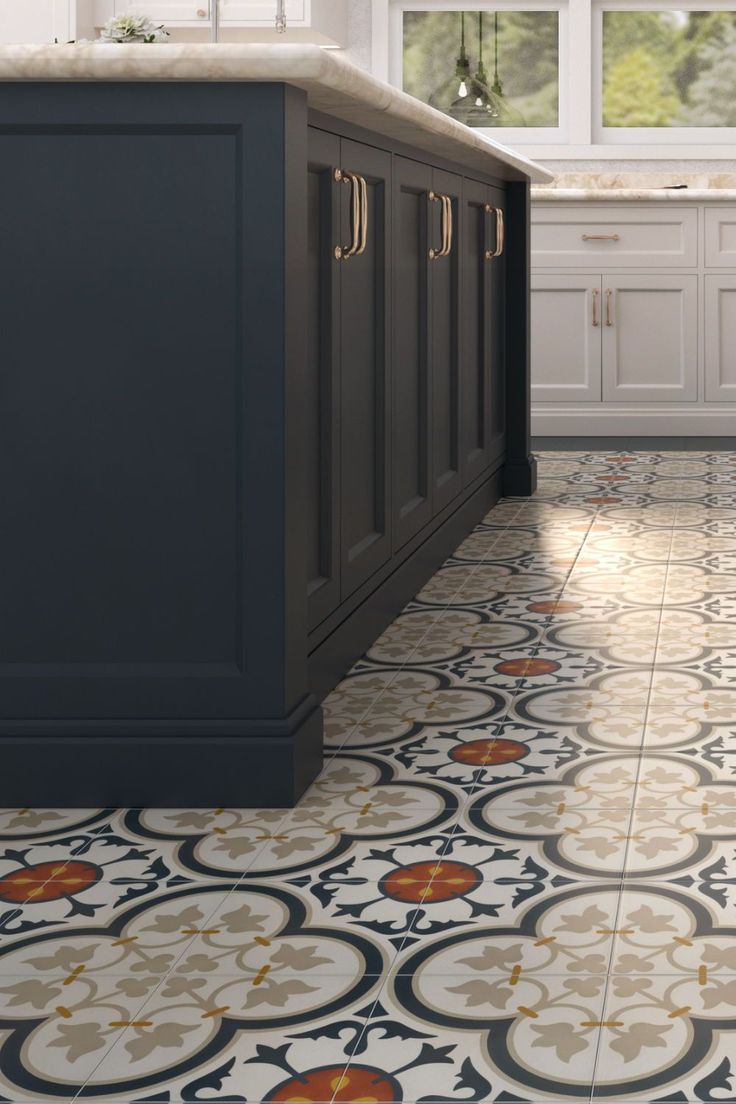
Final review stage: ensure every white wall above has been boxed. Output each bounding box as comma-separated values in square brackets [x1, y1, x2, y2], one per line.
[347, 0, 371, 67]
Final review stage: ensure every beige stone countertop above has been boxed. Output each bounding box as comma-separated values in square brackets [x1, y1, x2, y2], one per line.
[531, 187, 736, 201]
[0, 42, 552, 184]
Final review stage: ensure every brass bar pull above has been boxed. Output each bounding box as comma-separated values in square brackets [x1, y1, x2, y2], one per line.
[582, 233, 620, 242]
[605, 288, 614, 327]
[484, 205, 505, 259]
[333, 168, 361, 260]
[355, 174, 368, 257]
[439, 194, 453, 257]
[428, 191, 451, 259]
[592, 287, 599, 327]
[494, 207, 505, 257]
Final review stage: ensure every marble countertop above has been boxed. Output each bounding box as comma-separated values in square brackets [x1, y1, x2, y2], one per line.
[531, 187, 736, 201]
[0, 43, 552, 184]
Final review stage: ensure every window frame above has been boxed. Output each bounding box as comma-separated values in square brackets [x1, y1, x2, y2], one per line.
[374, 0, 736, 157]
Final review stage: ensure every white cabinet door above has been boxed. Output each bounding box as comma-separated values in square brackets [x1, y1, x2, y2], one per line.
[531, 275, 603, 402]
[705, 208, 736, 269]
[602, 275, 698, 402]
[705, 275, 736, 401]
[113, 0, 210, 21]
[219, 0, 304, 19]
[0, 0, 70, 42]
[217, 0, 346, 43]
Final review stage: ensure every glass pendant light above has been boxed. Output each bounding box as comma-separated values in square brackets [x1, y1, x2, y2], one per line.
[469, 11, 527, 127]
[429, 12, 471, 116]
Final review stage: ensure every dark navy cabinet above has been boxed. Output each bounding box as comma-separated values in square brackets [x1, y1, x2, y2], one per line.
[0, 82, 535, 808]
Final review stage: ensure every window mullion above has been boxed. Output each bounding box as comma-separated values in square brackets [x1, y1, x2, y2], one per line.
[568, 0, 593, 144]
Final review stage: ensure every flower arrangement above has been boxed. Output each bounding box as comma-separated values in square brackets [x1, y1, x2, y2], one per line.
[99, 14, 169, 43]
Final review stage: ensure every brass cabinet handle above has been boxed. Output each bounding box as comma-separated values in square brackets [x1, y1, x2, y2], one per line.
[582, 233, 620, 241]
[592, 287, 599, 327]
[428, 191, 453, 259]
[605, 288, 614, 327]
[333, 169, 368, 260]
[484, 204, 505, 259]
[356, 174, 368, 257]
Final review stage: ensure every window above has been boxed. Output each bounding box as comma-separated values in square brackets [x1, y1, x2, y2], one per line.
[402, 10, 560, 128]
[601, 10, 736, 129]
[377, 0, 736, 157]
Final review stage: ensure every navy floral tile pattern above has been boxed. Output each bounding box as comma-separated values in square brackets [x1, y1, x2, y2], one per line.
[3, 451, 736, 1101]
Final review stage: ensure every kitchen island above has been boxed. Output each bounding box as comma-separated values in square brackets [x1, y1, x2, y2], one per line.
[0, 44, 551, 806]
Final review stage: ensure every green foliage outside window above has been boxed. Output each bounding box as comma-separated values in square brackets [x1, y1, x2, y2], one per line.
[402, 11, 559, 127]
[603, 11, 736, 127]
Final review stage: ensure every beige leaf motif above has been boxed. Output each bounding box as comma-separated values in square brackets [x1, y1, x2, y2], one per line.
[48, 1022, 110, 1062]
[212, 836, 259, 859]
[219, 903, 270, 934]
[529, 1022, 589, 1062]
[700, 979, 736, 1009]
[7, 810, 63, 829]
[0, 979, 63, 1010]
[447, 980, 513, 1010]
[25, 944, 97, 972]
[141, 906, 204, 934]
[243, 979, 318, 1008]
[575, 836, 621, 860]
[458, 943, 524, 971]
[701, 944, 736, 971]
[554, 904, 608, 933]
[632, 836, 680, 860]
[611, 976, 654, 997]
[610, 1022, 671, 1061]
[164, 811, 217, 830]
[126, 1022, 199, 1062]
[626, 904, 676, 933]
[269, 945, 334, 971]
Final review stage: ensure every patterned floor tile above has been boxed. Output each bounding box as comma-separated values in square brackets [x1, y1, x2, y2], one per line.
[5, 451, 736, 1102]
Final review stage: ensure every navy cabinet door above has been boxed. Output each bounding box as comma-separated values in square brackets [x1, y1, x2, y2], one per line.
[339, 140, 392, 598]
[0, 84, 311, 725]
[461, 177, 493, 485]
[488, 184, 508, 464]
[430, 169, 463, 515]
[306, 127, 341, 630]
[392, 156, 432, 552]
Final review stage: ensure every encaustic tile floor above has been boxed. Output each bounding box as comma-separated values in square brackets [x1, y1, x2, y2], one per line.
[6, 455, 736, 1103]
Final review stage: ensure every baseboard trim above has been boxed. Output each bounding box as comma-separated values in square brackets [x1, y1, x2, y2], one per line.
[533, 436, 736, 450]
[532, 406, 736, 438]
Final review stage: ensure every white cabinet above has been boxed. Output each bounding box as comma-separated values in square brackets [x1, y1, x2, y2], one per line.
[531, 200, 736, 437]
[531, 276, 602, 402]
[101, 0, 345, 39]
[111, 0, 210, 21]
[0, 0, 71, 43]
[705, 275, 736, 401]
[602, 275, 698, 402]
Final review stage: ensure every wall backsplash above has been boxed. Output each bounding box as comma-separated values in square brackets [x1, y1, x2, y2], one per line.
[347, 0, 371, 69]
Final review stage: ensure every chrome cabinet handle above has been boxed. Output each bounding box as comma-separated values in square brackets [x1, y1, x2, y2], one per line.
[592, 287, 599, 327]
[333, 169, 368, 260]
[484, 204, 505, 260]
[582, 233, 620, 242]
[429, 191, 453, 259]
[605, 288, 614, 327]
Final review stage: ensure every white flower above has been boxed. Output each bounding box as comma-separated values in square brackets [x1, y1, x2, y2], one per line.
[100, 13, 169, 43]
